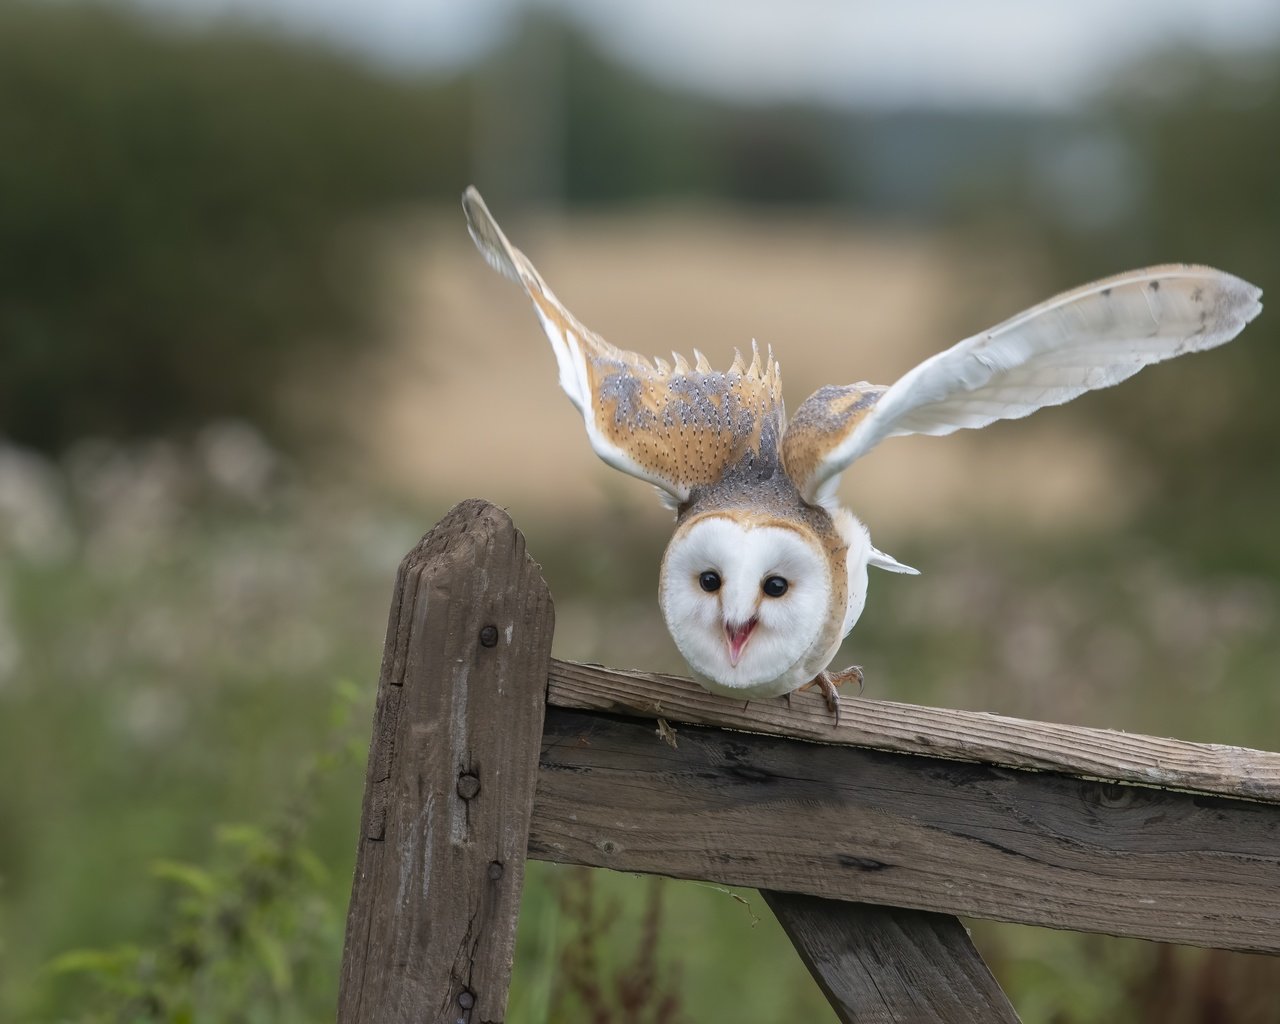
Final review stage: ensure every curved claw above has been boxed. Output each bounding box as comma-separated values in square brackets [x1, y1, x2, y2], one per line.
[828, 664, 865, 697]
[817, 674, 841, 726]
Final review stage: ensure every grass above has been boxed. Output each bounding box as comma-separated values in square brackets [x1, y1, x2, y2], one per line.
[3, 433, 1279, 1021]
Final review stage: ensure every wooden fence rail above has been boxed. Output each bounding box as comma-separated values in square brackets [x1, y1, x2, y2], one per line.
[337, 499, 1280, 1023]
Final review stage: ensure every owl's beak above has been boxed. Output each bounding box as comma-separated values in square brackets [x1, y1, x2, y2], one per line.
[724, 617, 757, 667]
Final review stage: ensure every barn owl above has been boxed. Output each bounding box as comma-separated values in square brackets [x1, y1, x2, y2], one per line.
[461, 186, 1262, 719]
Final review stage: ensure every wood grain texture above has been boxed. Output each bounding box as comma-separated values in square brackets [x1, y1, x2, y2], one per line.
[762, 893, 1021, 1024]
[338, 500, 554, 1024]
[530, 709, 1280, 953]
[548, 660, 1280, 803]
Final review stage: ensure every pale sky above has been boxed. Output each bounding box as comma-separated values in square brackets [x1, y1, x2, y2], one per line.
[126, 0, 1280, 109]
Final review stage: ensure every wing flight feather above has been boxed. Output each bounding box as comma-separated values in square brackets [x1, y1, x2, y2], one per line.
[783, 265, 1262, 504]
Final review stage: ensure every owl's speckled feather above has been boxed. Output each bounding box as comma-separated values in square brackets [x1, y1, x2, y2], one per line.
[463, 186, 784, 507]
[584, 341, 784, 494]
[781, 383, 887, 500]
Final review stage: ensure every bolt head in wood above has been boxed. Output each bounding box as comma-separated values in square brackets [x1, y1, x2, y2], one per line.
[488, 861, 504, 880]
[479, 624, 499, 647]
[458, 990, 475, 1010]
[457, 773, 481, 800]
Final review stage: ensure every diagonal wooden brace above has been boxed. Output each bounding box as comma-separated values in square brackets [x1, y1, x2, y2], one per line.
[763, 893, 1021, 1023]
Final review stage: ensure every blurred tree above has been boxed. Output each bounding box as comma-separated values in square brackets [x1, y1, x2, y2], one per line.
[0, 0, 466, 452]
[556, 15, 720, 205]
[717, 105, 842, 205]
[471, 12, 850, 210]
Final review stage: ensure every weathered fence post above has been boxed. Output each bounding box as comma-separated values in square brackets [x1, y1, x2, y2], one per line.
[338, 500, 554, 1024]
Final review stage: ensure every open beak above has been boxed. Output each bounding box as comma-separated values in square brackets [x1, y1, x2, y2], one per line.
[724, 618, 757, 667]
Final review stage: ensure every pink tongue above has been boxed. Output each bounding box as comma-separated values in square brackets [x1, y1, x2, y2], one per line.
[726, 621, 755, 666]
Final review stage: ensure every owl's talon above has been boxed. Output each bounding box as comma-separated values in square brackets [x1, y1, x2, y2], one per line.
[806, 672, 841, 726]
[829, 664, 865, 696]
[805, 665, 866, 726]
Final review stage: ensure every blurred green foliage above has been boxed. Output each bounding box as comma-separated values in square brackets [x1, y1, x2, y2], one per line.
[559, 30, 840, 205]
[0, 0, 465, 451]
[45, 709, 354, 1024]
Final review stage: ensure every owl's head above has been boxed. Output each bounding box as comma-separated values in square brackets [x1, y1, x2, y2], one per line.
[659, 513, 834, 694]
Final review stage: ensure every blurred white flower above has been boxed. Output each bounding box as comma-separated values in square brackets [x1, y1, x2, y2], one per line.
[115, 685, 187, 745]
[196, 420, 278, 504]
[65, 438, 191, 572]
[0, 444, 74, 563]
[0, 586, 20, 689]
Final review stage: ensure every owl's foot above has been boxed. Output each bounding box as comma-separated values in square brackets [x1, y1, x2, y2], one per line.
[799, 665, 863, 726]
[817, 674, 842, 725]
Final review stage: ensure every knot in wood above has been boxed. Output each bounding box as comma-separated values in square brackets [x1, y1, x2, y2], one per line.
[479, 624, 499, 648]
[1099, 784, 1130, 806]
[457, 773, 481, 800]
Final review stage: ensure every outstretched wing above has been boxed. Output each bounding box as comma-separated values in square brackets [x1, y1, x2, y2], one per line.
[463, 186, 785, 506]
[782, 265, 1263, 505]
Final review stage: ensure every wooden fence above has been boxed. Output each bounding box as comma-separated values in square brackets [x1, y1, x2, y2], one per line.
[336, 499, 1280, 1023]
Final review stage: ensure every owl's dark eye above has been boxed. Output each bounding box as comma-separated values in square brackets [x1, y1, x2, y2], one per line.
[762, 575, 789, 598]
[698, 571, 721, 593]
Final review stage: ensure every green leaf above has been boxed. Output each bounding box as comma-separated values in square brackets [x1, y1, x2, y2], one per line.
[332, 678, 362, 709]
[150, 859, 218, 898]
[46, 945, 141, 977]
[215, 823, 266, 849]
[294, 847, 330, 886]
[248, 925, 292, 992]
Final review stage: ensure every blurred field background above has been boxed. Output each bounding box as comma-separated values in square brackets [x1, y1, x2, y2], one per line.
[2, 0, 1280, 1020]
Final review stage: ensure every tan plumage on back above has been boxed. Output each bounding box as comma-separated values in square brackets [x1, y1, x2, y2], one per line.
[781, 383, 887, 502]
[462, 185, 1262, 720]
[463, 186, 784, 507]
